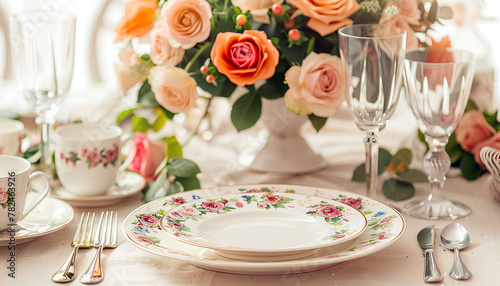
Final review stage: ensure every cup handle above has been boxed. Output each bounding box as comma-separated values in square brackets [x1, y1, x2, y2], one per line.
[19, 171, 51, 221]
[118, 133, 136, 173]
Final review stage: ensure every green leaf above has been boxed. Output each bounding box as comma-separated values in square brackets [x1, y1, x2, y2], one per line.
[459, 153, 484, 181]
[166, 136, 182, 160]
[308, 114, 327, 132]
[137, 80, 157, 107]
[142, 169, 167, 202]
[446, 132, 464, 164]
[230, 90, 262, 132]
[391, 148, 412, 168]
[132, 116, 150, 133]
[174, 176, 201, 192]
[257, 73, 287, 100]
[165, 181, 184, 196]
[152, 111, 167, 132]
[351, 148, 393, 182]
[116, 108, 136, 124]
[167, 157, 201, 178]
[397, 169, 428, 183]
[382, 179, 415, 201]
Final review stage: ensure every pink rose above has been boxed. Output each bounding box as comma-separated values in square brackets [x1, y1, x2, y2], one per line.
[167, 211, 184, 220]
[171, 197, 187, 204]
[149, 65, 199, 113]
[180, 207, 200, 216]
[81, 148, 89, 157]
[137, 236, 156, 245]
[202, 201, 225, 212]
[231, 0, 283, 24]
[334, 233, 346, 239]
[287, 0, 360, 36]
[127, 132, 165, 181]
[378, 217, 393, 225]
[263, 195, 281, 204]
[285, 52, 345, 117]
[456, 110, 496, 152]
[105, 147, 117, 164]
[169, 222, 183, 230]
[379, 230, 391, 240]
[235, 201, 244, 208]
[139, 215, 160, 227]
[257, 204, 267, 209]
[0, 189, 8, 204]
[339, 198, 361, 209]
[316, 205, 342, 218]
[87, 151, 100, 163]
[160, 0, 212, 49]
[473, 133, 500, 167]
[149, 23, 185, 66]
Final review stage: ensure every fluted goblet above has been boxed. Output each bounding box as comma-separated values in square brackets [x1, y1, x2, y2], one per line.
[402, 48, 476, 219]
[339, 24, 406, 197]
[10, 12, 76, 168]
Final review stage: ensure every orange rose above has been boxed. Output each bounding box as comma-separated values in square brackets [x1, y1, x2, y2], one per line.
[455, 110, 496, 152]
[211, 30, 279, 86]
[286, 0, 360, 36]
[423, 46, 455, 89]
[114, 0, 158, 43]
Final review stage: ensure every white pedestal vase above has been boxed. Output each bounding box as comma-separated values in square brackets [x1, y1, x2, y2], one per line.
[248, 98, 327, 174]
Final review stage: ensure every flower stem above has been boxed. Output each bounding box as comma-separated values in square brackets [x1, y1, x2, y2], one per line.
[184, 42, 212, 73]
[181, 97, 213, 147]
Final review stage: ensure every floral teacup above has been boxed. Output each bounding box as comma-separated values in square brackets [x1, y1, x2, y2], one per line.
[54, 124, 127, 196]
[0, 119, 24, 156]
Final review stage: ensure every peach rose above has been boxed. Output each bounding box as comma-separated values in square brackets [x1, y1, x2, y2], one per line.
[455, 110, 496, 152]
[286, 0, 360, 36]
[379, 14, 418, 51]
[160, 0, 212, 49]
[148, 66, 199, 113]
[284, 52, 345, 117]
[211, 30, 279, 86]
[114, 0, 158, 42]
[473, 133, 500, 167]
[150, 23, 185, 66]
[231, 0, 283, 24]
[386, 0, 420, 26]
[127, 133, 166, 181]
[115, 47, 140, 93]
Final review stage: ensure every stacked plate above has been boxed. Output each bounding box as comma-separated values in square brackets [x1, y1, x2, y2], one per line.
[123, 184, 405, 275]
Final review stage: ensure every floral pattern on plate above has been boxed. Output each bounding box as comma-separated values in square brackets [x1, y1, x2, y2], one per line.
[123, 185, 406, 275]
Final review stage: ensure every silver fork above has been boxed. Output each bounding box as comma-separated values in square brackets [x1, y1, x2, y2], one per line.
[81, 211, 118, 284]
[52, 212, 96, 282]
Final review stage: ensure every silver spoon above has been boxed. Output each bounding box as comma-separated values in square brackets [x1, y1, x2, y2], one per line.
[440, 222, 472, 280]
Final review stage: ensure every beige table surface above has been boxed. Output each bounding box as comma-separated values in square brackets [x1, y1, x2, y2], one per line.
[1, 99, 499, 286]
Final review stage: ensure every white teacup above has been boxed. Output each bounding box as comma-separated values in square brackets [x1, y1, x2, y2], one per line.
[54, 124, 127, 196]
[0, 155, 51, 231]
[0, 119, 24, 156]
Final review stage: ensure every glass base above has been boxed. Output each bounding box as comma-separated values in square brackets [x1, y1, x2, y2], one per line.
[402, 199, 471, 220]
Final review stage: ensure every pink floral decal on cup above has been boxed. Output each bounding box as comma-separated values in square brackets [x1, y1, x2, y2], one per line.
[59, 144, 119, 169]
[0, 187, 9, 206]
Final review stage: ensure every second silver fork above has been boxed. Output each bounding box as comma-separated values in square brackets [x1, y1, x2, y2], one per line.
[81, 211, 118, 284]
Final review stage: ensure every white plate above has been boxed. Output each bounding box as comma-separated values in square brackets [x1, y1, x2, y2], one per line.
[123, 184, 405, 275]
[51, 172, 146, 207]
[0, 196, 73, 247]
[160, 193, 367, 261]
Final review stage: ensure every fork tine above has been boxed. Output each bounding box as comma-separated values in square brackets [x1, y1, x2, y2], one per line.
[94, 212, 105, 246]
[110, 212, 118, 247]
[72, 213, 86, 245]
[82, 213, 95, 246]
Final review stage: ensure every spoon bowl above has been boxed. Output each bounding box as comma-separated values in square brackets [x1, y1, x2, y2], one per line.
[440, 222, 472, 280]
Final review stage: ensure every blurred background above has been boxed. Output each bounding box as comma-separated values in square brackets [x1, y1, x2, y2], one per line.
[0, 0, 499, 121]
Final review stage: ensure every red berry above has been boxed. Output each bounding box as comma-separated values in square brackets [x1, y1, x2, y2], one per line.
[289, 29, 300, 41]
[284, 18, 295, 28]
[206, 74, 215, 83]
[272, 3, 283, 15]
[236, 14, 247, 26]
[200, 65, 208, 74]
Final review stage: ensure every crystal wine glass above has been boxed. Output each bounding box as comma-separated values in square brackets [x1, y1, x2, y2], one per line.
[402, 48, 476, 219]
[338, 24, 406, 197]
[10, 12, 76, 168]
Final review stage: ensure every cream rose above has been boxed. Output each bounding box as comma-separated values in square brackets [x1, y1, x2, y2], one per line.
[150, 23, 185, 66]
[231, 0, 283, 24]
[160, 0, 212, 49]
[149, 66, 199, 113]
[285, 52, 345, 117]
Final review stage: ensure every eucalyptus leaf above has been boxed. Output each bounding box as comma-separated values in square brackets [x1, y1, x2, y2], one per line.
[167, 157, 201, 178]
[352, 163, 365, 182]
[351, 148, 393, 182]
[397, 169, 428, 183]
[383, 179, 415, 201]
[391, 148, 412, 168]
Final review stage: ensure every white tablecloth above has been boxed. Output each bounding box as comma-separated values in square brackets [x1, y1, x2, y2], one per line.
[1, 99, 499, 286]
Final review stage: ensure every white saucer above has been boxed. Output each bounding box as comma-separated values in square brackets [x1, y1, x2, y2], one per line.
[52, 171, 146, 207]
[0, 196, 73, 247]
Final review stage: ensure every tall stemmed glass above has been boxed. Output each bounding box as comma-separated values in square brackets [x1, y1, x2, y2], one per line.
[10, 12, 76, 168]
[339, 24, 406, 197]
[402, 48, 476, 219]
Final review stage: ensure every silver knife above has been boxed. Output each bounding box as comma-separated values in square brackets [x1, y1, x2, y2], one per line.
[417, 225, 443, 283]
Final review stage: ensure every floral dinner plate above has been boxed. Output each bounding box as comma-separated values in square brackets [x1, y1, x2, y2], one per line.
[160, 193, 367, 261]
[123, 184, 405, 275]
[51, 171, 145, 207]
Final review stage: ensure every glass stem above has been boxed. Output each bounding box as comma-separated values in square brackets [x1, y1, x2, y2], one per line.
[364, 131, 379, 197]
[424, 136, 450, 203]
[35, 111, 55, 168]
